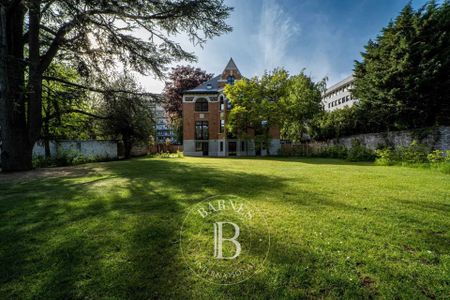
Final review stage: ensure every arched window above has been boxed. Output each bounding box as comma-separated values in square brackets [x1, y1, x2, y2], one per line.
[195, 98, 208, 112]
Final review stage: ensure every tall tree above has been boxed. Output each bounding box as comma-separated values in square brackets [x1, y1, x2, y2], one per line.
[279, 72, 326, 142]
[224, 69, 288, 154]
[162, 65, 212, 141]
[0, 0, 232, 171]
[99, 75, 154, 159]
[353, 1, 450, 132]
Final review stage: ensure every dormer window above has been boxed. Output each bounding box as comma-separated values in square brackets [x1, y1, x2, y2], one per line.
[206, 83, 212, 89]
[227, 75, 235, 85]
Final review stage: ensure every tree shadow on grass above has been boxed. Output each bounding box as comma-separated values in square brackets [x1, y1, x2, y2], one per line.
[258, 156, 375, 167]
[0, 158, 288, 299]
[1, 157, 448, 298]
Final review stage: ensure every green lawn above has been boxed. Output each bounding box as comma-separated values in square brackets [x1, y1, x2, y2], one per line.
[0, 157, 449, 299]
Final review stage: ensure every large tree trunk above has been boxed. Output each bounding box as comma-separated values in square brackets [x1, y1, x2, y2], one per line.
[123, 137, 132, 159]
[0, 3, 34, 171]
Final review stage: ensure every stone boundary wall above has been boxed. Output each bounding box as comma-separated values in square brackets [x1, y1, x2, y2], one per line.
[33, 140, 118, 158]
[325, 126, 450, 150]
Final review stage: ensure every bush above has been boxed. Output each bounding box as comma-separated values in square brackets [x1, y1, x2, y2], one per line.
[322, 145, 348, 159]
[427, 150, 446, 163]
[155, 151, 184, 159]
[32, 150, 112, 168]
[278, 142, 376, 161]
[398, 140, 430, 164]
[374, 141, 450, 174]
[375, 148, 398, 166]
[32, 156, 55, 168]
[346, 140, 375, 162]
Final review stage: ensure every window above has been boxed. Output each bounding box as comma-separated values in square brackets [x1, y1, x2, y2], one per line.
[220, 119, 225, 133]
[227, 75, 235, 85]
[346, 95, 350, 102]
[195, 142, 203, 151]
[195, 121, 208, 140]
[328, 103, 331, 108]
[219, 95, 225, 111]
[227, 100, 232, 110]
[195, 98, 208, 112]
[241, 141, 245, 151]
[220, 141, 224, 152]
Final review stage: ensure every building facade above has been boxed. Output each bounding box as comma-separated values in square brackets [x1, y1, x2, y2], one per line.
[182, 58, 281, 157]
[322, 75, 358, 112]
[153, 103, 178, 144]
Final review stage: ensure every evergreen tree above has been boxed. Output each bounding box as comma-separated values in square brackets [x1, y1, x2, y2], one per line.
[353, 1, 450, 132]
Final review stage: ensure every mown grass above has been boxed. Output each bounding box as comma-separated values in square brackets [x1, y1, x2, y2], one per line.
[0, 157, 449, 299]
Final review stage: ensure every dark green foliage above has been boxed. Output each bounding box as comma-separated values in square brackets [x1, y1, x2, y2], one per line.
[321, 145, 348, 159]
[42, 64, 96, 142]
[353, 1, 450, 131]
[1, 0, 232, 171]
[375, 141, 450, 173]
[32, 150, 115, 168]
[278, 141, 375, 162]
[279, 72, 326, 142]
[346, 140, 376, 162]
[99, 75, 155, 158]
[312, 107, 360, 140]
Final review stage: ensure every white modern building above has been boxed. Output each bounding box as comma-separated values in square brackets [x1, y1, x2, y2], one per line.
[152, 103, 178, 144]
[322, 75, 358, 112]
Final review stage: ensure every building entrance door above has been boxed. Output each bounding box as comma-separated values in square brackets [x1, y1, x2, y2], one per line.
[228, 141, 237, 156]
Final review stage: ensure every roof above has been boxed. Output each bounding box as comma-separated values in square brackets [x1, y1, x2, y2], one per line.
[184, 75, 221, 94]
[223, 57, 240, 73]
[182, 58, 242, 94]
[325, 75, 354, 95]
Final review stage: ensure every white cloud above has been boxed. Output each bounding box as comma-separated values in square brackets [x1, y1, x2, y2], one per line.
[257, 0, 301, 71]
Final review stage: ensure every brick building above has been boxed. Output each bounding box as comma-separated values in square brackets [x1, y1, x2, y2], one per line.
[182, 58, 281, 156]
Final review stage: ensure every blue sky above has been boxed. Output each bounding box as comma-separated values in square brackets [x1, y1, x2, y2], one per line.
[142, 0, 430, 92]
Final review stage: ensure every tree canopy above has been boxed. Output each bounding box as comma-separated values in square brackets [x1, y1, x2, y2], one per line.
[0, 0, 233, 171]
[224, 68, 326, 147]
[279, 72, 326, 142]
[99, 74, 155, 159]
[353, 0, 450, 132]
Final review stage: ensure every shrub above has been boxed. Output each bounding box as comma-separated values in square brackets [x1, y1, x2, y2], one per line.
[322, 145, 348, 159]
[32, 150, 107, 168]
[375, 148, 398, 166]
[427, 150, 446, 163]
[346, 140, 375, 162]
[32, 156, 55, 168]
[398, 140, 429, 164]
[156, 151, 183, 158]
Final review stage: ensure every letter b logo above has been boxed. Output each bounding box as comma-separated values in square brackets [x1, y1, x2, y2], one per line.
[213, 222, 241, 259]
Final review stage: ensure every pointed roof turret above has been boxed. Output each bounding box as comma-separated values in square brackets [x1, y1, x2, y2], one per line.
[223, 57, 240, 73]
